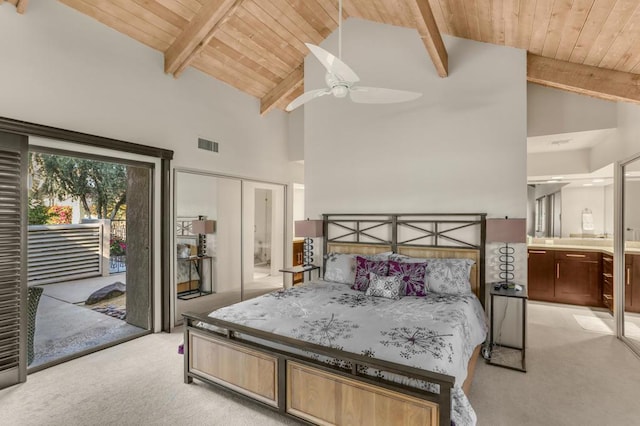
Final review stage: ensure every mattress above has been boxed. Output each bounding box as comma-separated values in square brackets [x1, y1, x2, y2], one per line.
[205, 280, 488, 425]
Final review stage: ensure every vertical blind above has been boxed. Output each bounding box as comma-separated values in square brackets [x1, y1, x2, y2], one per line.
[0, 138, 25, 387]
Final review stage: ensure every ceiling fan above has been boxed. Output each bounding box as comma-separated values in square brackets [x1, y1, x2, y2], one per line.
[285, 0, 422, 112]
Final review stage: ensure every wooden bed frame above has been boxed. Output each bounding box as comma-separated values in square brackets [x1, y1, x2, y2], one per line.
[183, 213, 486, 426]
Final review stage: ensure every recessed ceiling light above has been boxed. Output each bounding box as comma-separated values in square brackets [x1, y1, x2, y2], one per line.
[552, 176, 564, 180]
[546, 180, 558, 183]
[592, 179, 604, 183]
[583, 183, 594, 187]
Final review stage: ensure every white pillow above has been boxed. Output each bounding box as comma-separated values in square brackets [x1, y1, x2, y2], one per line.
[324, 251, 393, 284]
[389, 253, 427, 263]
[365, 273, 404, 300]
[426, 258, 474, 294]
[324, 253, 357, 284]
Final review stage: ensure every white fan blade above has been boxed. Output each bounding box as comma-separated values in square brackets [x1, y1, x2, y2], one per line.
[305, 43, 360, 83]
[285, 88, 331, 111]
[349, 86, 422, 104]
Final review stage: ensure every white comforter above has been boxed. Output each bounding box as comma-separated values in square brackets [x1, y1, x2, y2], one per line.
[207, 280, 488, 425]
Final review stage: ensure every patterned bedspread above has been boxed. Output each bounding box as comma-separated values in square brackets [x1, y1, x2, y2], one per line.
[206, 280, 488, 426]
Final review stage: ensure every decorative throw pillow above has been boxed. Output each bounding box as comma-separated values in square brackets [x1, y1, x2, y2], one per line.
[388, 260, 427, 296]
[365, 273, 404, 300]
[352, 256, 389, 291]
[426, 258, 475, 294]
[324, 252, 357, 284]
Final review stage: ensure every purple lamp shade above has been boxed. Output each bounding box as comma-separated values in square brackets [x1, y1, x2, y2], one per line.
[295, 220, 324, 238]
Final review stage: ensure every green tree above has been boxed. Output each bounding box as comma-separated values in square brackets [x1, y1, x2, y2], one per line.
[31, 153, 127, 220]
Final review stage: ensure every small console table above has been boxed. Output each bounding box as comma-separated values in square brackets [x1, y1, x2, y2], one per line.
[177, 255, 213, 300]
[487, 283, 527, 372]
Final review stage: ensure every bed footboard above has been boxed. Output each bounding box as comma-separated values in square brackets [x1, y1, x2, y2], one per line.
[184, 313, 454, 426]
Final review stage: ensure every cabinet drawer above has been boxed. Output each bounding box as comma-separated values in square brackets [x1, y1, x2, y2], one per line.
[555, 251, 600, 262]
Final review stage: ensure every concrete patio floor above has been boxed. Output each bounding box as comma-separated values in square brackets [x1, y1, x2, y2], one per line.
[30, 273, 147, 369]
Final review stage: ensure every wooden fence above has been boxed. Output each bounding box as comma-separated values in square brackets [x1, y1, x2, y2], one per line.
[28, 221, 110, 285]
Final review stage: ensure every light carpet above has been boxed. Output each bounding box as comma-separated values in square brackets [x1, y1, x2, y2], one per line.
[2, 304, 640, 425]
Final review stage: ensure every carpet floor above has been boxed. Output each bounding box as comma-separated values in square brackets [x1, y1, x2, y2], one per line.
[2, 302, 640, 425]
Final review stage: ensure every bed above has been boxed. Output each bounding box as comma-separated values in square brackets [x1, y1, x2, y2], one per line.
[183, 213, 487, 426]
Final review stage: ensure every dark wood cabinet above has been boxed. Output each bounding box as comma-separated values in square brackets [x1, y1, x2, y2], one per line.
[292, 240, 304, 284]
[554, 251, 600, 306]
[527, 249, 601, 307]
[527, 249, 555, 301]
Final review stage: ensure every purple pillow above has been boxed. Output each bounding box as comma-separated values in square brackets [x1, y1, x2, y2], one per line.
[352, 256, 389, 291]
[388, 260, 427, 296]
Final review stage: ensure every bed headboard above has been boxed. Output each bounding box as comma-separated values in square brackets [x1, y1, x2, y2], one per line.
[323, 213, 487, 304]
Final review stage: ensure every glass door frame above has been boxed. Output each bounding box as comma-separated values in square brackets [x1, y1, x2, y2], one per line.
[615, 153, 640, 355]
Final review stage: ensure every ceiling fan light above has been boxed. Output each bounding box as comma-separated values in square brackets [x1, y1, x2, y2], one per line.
[332, 85, 349, 98]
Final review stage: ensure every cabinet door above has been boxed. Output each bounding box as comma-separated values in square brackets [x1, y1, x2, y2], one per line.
[292, 241, 304, 284]
[555, 259, 600, 306]
[527, 250, 555, 301]
[602, 254, 613, 312]
[629, 255, 640, 313]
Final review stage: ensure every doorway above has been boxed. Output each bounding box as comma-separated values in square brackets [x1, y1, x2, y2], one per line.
[27, 147, 153, 369]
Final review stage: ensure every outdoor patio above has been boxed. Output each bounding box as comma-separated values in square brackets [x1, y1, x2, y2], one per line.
[30, 273, 146, 369]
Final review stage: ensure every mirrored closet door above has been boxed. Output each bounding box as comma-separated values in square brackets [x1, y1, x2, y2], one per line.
[173, 170, 285, 327]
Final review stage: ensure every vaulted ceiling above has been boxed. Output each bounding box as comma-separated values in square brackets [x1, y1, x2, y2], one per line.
[6, 0, 640, 114]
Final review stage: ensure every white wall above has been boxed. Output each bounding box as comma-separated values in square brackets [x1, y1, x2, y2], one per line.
[528, 149, 591, 177]
[618, 103, 640, 160]
[305, 19, 527, 220]
[527, 84, 617, 138]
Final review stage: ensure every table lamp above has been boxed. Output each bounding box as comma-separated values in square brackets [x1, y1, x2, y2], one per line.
[486, 217, 526, 288]
[192, 216, 216, 257]
[294, 219, 324, 267]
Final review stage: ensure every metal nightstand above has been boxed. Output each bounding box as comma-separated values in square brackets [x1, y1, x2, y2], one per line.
[279, 265, 321, 284]
[488, 283, 527, 372]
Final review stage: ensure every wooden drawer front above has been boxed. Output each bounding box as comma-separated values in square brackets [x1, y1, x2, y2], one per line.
[286, 362, 438, 426]
[555, 251, 600, 262]
[189, 331, 278, 406]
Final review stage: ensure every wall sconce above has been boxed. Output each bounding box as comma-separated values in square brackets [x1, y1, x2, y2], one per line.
[294, 219, 324, 267]
[192, 216, 216, 257]
[486, 217, 526, 287]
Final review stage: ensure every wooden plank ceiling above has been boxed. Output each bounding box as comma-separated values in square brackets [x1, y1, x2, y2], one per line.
[42, 1, 640, 113]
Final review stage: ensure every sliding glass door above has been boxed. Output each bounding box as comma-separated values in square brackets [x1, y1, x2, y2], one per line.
[618, 156, 640, 353]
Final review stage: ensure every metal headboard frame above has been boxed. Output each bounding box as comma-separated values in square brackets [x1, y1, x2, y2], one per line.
[322, 212, 487, 298]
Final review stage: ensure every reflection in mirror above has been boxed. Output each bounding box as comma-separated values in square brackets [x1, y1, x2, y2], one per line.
[623, 157, 640, 348]
[527, 164, 614, 240]
[242, 181, 284, 299]
[174, 171, 242, 326]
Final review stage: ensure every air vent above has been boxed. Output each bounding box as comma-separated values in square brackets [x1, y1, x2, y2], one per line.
[198, 138, 219, 153]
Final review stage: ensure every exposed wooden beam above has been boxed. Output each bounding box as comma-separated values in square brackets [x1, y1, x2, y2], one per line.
[16, 0, 27, 14]
[260, 65, 304, 116]
[406, 0, 448, 77]
[527, 53, 640, 105]
[164, 0, 246, 77]
[3, 0, 28, 14]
